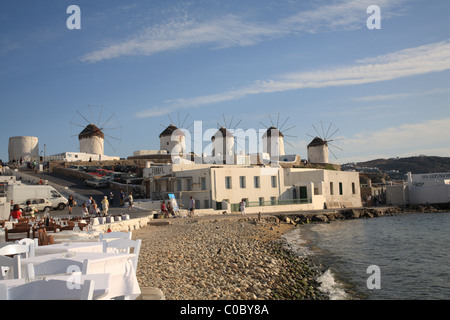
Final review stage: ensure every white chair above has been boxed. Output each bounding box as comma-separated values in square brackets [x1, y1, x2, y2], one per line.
[0, 255, 21, 280]
[0, 279, 95, 300]
[26, 258, 91, 280]
[0, 244, 27, 280]
[102, 239, 141, 272]
[99, 231, 132, 241]
[15, 238, 38, 258]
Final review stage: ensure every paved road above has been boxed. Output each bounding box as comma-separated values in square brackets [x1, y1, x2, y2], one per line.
[15, 169, 148, 218]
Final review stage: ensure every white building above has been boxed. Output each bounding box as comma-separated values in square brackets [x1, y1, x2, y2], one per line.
[143, 163, 362, 213]
[159, 124, 186, 156]
[8, 136, 39, 162]
[386, 172, 450, 205]
[43, 152, 119, 162]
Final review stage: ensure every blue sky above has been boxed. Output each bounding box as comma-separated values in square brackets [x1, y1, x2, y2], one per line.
[1, 0, 449, 164]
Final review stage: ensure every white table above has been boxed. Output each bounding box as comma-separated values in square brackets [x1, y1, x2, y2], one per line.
[50, 230, 101, 243]
[34, 242, 104, 256]
[21, 252, 141, 299]
[0, 273, 111, 300]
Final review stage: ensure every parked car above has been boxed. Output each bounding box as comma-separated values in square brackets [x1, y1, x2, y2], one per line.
[19, 198, 53, 212]
[68, 165, 86, 171]
[84, 178, 109, 188]
[90, 169, 113, 177]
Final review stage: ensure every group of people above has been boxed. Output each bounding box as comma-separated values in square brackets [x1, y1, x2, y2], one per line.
[159, 196, 196, 218]
[66, 190, 135, 217]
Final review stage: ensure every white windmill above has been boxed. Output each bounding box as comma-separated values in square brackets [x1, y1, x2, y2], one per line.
[306, 121, 343, 164]
[259, 113, 297, 160]
[70, 105, 122, 157]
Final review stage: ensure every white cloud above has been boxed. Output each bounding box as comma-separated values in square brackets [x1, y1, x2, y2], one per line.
[81, 0, 406, 63]
[135, 40, 450, 118]
[339, 118, 450, 162]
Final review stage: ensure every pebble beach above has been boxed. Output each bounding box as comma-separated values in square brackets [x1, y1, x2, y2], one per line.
[133, 215, 327, 300]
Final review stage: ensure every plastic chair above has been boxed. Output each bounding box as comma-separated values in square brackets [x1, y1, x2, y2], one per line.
[26, 258, 91, 280]
[99, 231, 132, 241]
[0, 279, 95, 300]
[15, 238, 38, 258]
[0, 255, 21, 280]
[102, 239, 141, 272]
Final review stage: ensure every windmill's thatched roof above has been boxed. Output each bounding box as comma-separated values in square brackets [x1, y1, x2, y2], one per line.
[79, 124, 104, 140]
[211, 127, 234, 141]
[159, 124, 185, 138]
[262, 126, 284, 138]
[308, 137, 327, 147]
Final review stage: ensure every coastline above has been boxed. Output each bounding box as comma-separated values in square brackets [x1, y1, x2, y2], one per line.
[133, 204, 448, 300]
[133, 214, 327, 300]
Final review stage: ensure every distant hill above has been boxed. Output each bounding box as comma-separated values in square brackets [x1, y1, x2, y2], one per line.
[356, 156, 450, 174]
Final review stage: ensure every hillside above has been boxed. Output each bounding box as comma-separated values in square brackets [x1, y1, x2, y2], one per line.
[356, 156, 450, 174]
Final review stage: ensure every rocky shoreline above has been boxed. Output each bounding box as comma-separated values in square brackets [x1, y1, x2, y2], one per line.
[133, 204, 448, 300]
[276, 204, 449, 225]
[133, 215, 327, 300]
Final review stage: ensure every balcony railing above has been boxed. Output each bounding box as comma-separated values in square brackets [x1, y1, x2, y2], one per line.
[231, 198, 312, 212]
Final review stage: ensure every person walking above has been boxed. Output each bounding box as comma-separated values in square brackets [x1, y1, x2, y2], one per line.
[120, 191, 125, 207]
[109, 192, 114, 207]
[188, 196, 195, 217]
[101, 196, 109, 216]
[128, 192, 134, 210]
[240, 198, 246, 215]
[68, 195, 75, 214]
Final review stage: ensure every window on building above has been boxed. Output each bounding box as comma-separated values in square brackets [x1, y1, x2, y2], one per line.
[225, 176, 232, 189]
[177, 180, 182, 191]
[352, 182, 356, 195]
[186, 178, 192, 191]
[270, 197, 276, 205]
[271, 176, 277, 188]
[201, 177, 207, 190]
[330, 182, 334, 195]
[240, 176, 246, 188]
[204, 199, 209, 208]
[339, 182, 343, 195]
[254, 176, 260, 188]
[259, 197, 264, 206]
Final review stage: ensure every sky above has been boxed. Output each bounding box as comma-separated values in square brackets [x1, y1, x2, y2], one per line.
[1, 0, 449, 164]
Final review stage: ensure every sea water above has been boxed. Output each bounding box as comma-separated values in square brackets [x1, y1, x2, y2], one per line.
[282, 211, 450, 300]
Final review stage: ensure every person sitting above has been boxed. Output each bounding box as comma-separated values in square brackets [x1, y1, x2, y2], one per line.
[10, 204, 23, 220]
[160, 201, 169, 218]
[23, 200, 38, 217]
[167, 201, 176, 218]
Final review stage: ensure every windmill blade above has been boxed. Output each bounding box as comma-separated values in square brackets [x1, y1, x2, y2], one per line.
[328, 142, 343, 151]
[268, 114, 274, 126]
[76, 110, 91, 125]
[328, 127, 340, 140]
[104, 133, 122, 142]
[283, 134, 298, 138]
[279, 117, 290, 131]
[283, 139, 295, 149]
[105, 137, 117, 152]
[102, 126, 122, 131]
[168, 113, 175, 125]
[282, 125, 296, 133]
[177, 111, 181, 127]
[97, 106, 104, 127]
[259, 121, 269, 129]
[88, 105, 95, 124]
[306, 133, 317, 139]
[70, 121, 86, 129]
[329, 147, 338, 159]
[312, 124, 322, 138]
[325, 122, 333, 140]
[276, 113, 280, 128]
[181, 113, 190, 128]
[99, 113, 116, 130]
[229, 115, 234, 129]
[232, 119, 242, 130]
[320, 121, 326, 139]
